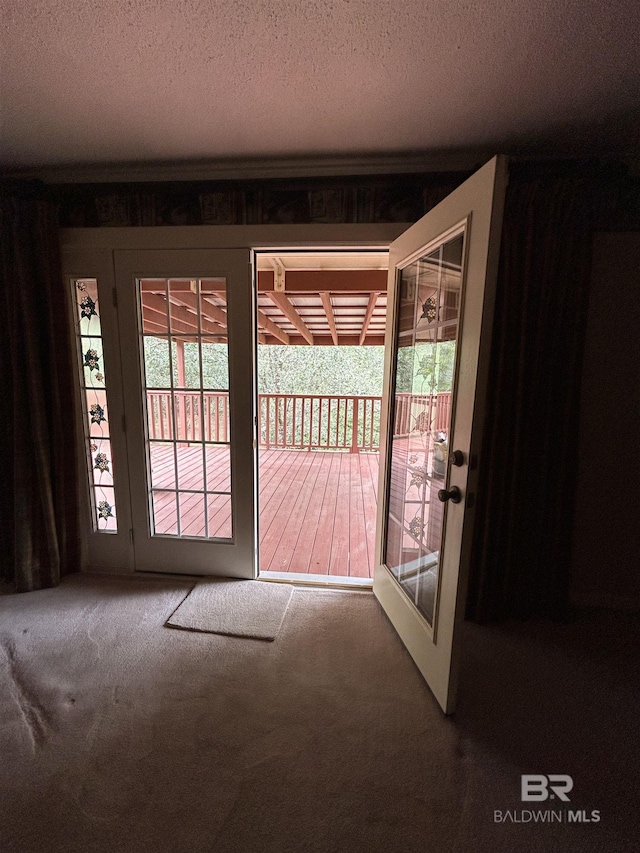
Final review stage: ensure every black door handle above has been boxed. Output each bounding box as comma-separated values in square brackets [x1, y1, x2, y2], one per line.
[437, 486, 462, 504]
[448, 450, 465, 467]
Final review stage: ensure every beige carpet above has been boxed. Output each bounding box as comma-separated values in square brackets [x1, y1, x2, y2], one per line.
[0, 573, 638, 853]
[166, 578, 294, 640]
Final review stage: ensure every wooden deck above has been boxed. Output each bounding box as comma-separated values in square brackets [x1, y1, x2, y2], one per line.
[149, 445, 379, 578]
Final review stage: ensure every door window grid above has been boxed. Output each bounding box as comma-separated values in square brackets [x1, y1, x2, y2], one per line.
[139, 278, 232, 540]
[385, 232, 465, 624]
[73, 278, 117, 532]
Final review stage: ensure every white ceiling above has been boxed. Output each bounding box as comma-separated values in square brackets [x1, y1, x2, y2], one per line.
[1, 0, 639, 175]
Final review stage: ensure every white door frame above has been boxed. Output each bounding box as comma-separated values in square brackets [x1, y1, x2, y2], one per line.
[61, 224, 408, 577]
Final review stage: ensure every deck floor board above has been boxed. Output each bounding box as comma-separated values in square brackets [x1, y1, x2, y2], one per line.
[148, 446, 379, 578]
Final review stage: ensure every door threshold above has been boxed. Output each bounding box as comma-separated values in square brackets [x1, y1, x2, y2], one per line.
[259, 571, 373, 590]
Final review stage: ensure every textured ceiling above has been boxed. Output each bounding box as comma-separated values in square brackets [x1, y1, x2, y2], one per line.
[1, 0, 639, 172]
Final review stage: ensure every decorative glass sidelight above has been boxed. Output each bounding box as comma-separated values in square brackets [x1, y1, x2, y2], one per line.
[385, 231, 465, 626]
[73, 279, 117, 531]
[139, 277, 232, 540]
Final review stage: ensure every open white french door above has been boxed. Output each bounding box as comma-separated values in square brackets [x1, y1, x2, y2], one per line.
[114, 249, 257, 578]
[374, 156, 508, 713]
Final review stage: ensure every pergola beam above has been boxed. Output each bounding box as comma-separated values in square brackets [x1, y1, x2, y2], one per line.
[257, 309, 290, 344]
[142, 315, 170, 335]
[359, 292, 380, 346]
[260, 334, 385, 347]
[141, 305, 197, 336]
[140, 279, 226, 294]
[266, 292, 314, 345]
[141, 293, 221, 336]
[258, 270, 387, 293]
[320, 292, 339, 346]
[170, 291, 228, 331]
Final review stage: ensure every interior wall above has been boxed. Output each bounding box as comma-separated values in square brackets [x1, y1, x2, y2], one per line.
[570, 231, 640, 609]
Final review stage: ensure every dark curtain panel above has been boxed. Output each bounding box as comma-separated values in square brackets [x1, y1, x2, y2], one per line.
[467, 165, 606, 621]
[0, 187, 81, 592]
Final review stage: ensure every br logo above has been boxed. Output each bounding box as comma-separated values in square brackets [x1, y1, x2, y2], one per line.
[521, 775, 573, 802]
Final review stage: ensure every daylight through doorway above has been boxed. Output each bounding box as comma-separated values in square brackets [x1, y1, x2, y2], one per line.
[255, 251, 388, 584]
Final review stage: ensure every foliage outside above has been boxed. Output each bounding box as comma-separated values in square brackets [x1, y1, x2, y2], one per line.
[143, 338, 455, 450]
[143, 339, 455, 396]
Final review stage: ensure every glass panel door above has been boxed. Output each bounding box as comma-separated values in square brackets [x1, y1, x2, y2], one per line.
[374, 156, 508, 714]
[115, 250, 256, 578]
[141, 277, 232, 540]
[385, 232, 464, 628]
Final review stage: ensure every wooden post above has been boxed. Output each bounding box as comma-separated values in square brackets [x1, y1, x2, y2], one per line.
[176, 339, 186, 387]
[350, 398, 359, 453]
[175, 340, 187, 441]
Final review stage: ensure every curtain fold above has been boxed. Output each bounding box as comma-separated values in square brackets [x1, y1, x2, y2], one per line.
[467, 165, 606, 621]
[0, 186, 81, 592]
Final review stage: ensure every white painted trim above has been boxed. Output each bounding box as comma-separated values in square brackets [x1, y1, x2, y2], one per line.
[7, 151, 489, 184]
[60, 224, 408, 252]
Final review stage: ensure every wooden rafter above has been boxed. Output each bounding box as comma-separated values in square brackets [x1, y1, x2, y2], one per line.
[141, 293, 220, 336]
[170, 291, 228, 331]
[359, 292, 380, 345]
[320, 292, 339, 346]
[257, 309, 290, 345]
[266, 292, 314, 345]
[140, 279, 226, 294]
[141, 306, 196, 336]
[142, 314, 170, 335]
[258, 270, 387, 293]
[260, 334, 385, 347]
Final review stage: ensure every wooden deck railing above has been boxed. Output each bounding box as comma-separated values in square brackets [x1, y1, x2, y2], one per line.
[147, 391, 230, 443]
[394, 392, 451, 436]
[146, 390, 452, 451]
[259, 394, 381, 452]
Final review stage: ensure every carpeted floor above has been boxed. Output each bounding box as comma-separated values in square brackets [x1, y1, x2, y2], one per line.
[0, 573, 638, 853]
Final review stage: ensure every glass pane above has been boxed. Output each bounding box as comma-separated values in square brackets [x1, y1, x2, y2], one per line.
[168, 279, 199, 337]
[94, 485, 116, 531]
[201, 338, 229, 391]
[147, 390, 172, 439]
[177, 443, 205, 490]
[86, 389, 110, 438]
[81, 337, 106, 386]
[76, 278, 101, 335]
[139, 277, 231, 540]
[141, 279, 169, 335]
[203, 391, 230, 441]
[385, 230, 465, 627]
[89, 437, 114, 488]
[73, 279, 117, 533]
[207, 493, 233, 539]
[152, 491, 178, 535]
[173, 340, 201, 389]
[143, 338, 172, 389]
[149, 441, 176, 489]
[171, 391, 203, 441]
[205, 444, 231, 493]
[179, 492, 206, 538]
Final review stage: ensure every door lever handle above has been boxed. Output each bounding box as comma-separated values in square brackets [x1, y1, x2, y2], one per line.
[437, 486, 462, 504]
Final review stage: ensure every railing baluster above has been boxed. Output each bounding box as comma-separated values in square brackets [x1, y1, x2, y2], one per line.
[350, 397, 358, 453]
